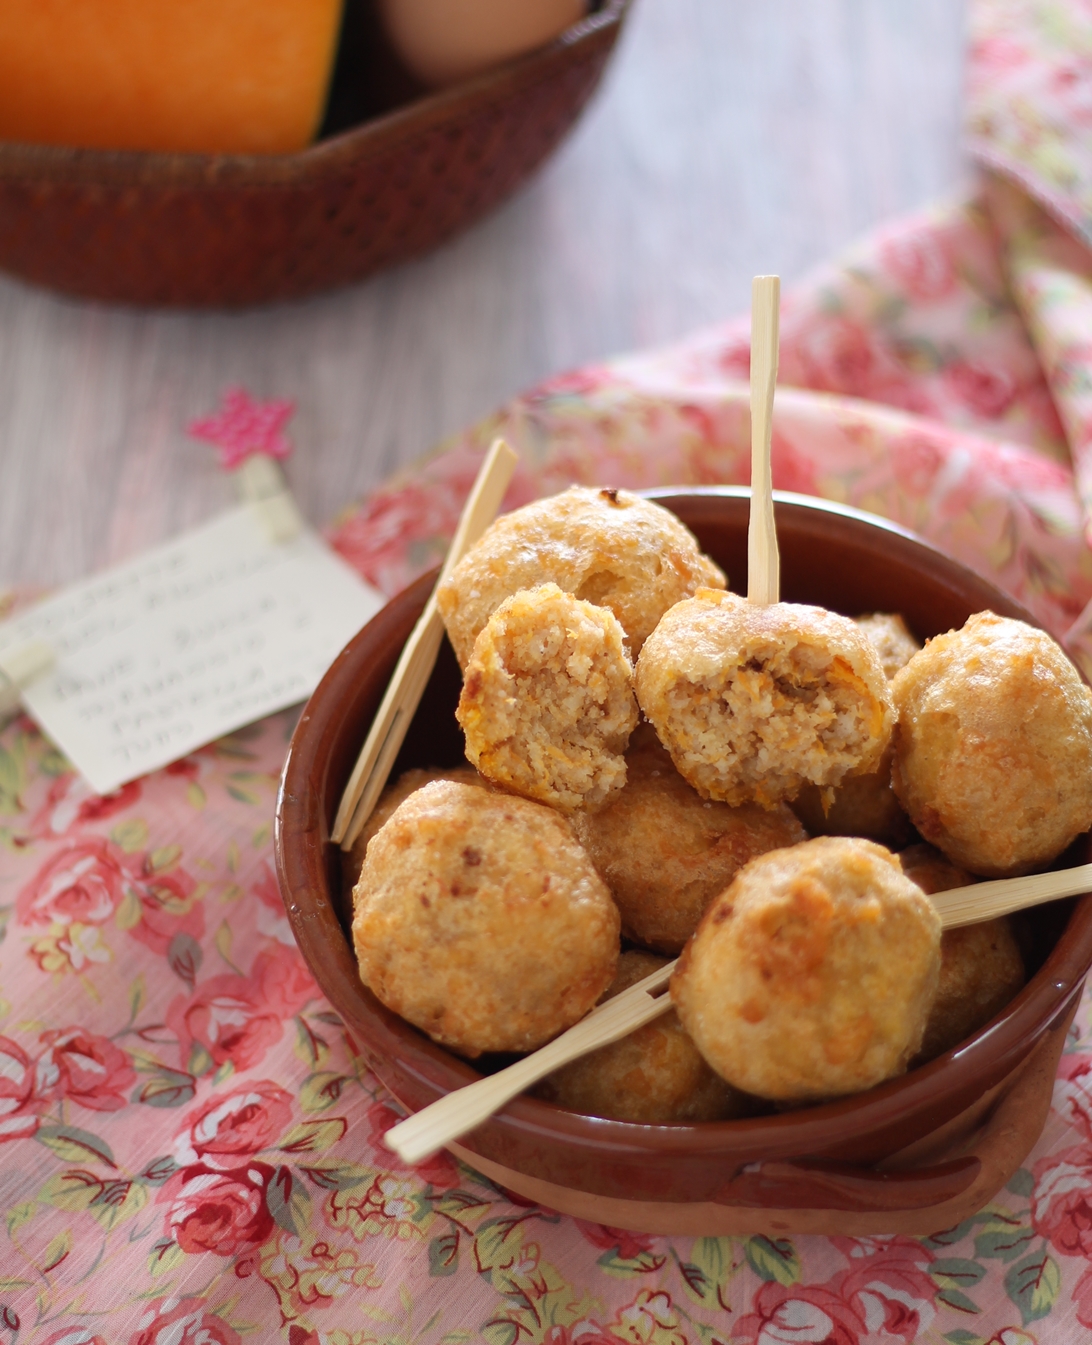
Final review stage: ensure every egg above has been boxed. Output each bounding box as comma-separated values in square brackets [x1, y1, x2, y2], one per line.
[379, 0, 587, 87]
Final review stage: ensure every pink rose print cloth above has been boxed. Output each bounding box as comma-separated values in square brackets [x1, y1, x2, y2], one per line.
[967, 0, 1092, 250]
[10, 1, 1092, 1340]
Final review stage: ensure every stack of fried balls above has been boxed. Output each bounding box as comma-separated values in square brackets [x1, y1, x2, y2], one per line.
[348, 486, 1092, 1123]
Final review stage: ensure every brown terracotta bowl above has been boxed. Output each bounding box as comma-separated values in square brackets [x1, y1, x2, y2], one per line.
[276, 487, 1092, 1235]
[0, 0, 627, 307]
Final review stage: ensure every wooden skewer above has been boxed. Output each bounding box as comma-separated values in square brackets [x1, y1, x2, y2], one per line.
[748, 274, 781, 606]
[929, 862, 1092, 929]
[385, 961, 675, 1164]
[332, 438, 518, 849]
[383, 860, 1092, 1163]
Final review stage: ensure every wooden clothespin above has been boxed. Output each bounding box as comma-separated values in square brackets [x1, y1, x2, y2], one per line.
[188, 386, 303, 543]
[0, 638, 55, 719]
[236, 455, 303, 543]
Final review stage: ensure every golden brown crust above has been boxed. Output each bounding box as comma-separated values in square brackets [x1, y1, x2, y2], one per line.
[456, 584, 639, 812]
[897, 842, 974, 896]
[917, 919, 1026, 1062]
[635, 591, 894, 807]
[533, 951, 753, 1123]
[352, 781, 620, 1057]
[896, 842, 1026, 1063]
[670, 836, 941, 1101]
[437, 486, 725, 667]
[342, 765, 486, 897]
[891, 611, 1092, 876]
[572, 729, 807, 953]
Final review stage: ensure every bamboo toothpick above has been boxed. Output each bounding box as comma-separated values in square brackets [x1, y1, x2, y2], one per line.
[929, 862, 1092, 929]
[332, 439, 518, 850]
[385, 960, 675, 1165]
[748, 275, 781, 606]
[382, 861, 1092, 1163]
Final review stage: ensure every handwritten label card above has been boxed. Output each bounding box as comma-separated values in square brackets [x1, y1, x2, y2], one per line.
[0, 504, 383, 794]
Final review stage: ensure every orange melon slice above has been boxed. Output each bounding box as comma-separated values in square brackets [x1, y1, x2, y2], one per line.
[0, 0, 344, 154]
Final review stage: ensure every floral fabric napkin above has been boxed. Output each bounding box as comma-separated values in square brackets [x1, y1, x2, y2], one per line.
[7, 1, 1092, 1342]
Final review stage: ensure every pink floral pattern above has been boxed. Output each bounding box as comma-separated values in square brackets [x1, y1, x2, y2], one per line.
[159, 1162, 276, 1256]
[7, 2, 1092, 1338]
[172, 1081, 294, 1168]
[129, 1298, 243, 1345]
[34, 1029, 136, 1112]
[987, 172, 1092, 544]
[967, 0, 1092, 250]
[0, 1036, 41, 1142]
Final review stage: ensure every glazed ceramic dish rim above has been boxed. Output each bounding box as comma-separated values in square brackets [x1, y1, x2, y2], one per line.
[276, 486, 1092, 1174]
[0, 0, 626, 185]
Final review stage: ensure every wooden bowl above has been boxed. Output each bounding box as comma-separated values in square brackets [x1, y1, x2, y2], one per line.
[0, 0, 627, 307]
[275, 488, 1092, 1235]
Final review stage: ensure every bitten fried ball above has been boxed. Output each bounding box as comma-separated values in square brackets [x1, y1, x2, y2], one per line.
[891, 611, 1092, 876]
[457, 584, 639, 812]
[791, 614, 919, 843]
[437, 485, 725, 667]
[670, 837, 941, 1102]
[534, 951, 753, 1123]
[352, 781, 619, 1057]
[571, 727, 807, 953]
[898, 844, 1026, 1063]
[854, 612, 922, 679]
[343, 765, 486, 894]
[636, 591, 894, 808]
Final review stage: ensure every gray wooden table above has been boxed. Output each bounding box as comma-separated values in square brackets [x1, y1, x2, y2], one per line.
[0, 0, 966, 590]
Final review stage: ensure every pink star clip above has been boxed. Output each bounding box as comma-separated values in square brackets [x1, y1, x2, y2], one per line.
[187, 387, 296, 470]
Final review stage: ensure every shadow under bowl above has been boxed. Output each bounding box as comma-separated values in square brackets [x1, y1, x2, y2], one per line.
[275, 487, 1092, 1234]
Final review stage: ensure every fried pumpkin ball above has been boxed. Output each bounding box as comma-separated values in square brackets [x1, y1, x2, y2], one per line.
[897, 841, 974, 898]
[457, 584, 639, 812]
[670, 837, 941, 1102]
[898, 843, 1026, 1063]
[636, 591, 894, 808]
[921, 922, 1026, 1062]
[352, 781, 619, 1057]
[571, 727, 807, 953]
[854, 612, 922, 679]
[891, 611, 1092, 876]
[437, 485, 725, 667]
[791, 742, 914, 848]
[342, 765, 486, 894]
[534, 951, 753, 1123]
